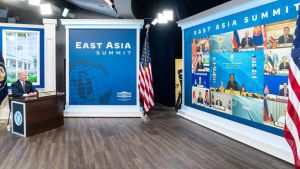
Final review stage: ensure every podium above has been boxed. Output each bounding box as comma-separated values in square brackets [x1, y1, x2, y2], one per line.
[11, 94, 65, 137]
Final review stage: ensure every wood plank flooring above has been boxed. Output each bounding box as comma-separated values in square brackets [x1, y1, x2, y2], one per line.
[0, 106, 293, 169]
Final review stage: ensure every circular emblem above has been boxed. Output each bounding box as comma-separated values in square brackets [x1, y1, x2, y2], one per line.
[0, 62, 7, 90]
[14, 111, 23, 126]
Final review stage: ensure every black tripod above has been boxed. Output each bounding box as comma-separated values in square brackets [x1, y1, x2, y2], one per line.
[175, 69, 182, 112]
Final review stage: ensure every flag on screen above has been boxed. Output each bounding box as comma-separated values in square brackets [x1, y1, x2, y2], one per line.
[263, 99, 273, 123]
[192, 39, 197, 56]
[263, 26, 267, 48]
[138, 28, 154, 113]
[192, 39, 198, 72]
[0, 53, 8, 105]
[264, 85, 269, 95]
[253, 26, 264, 46]
[267, 50, 275, 69]
[285, 10, 300, 169]
[232, 30, 240, 50]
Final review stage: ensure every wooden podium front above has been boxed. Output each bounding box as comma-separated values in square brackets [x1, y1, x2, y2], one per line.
[11, 94, 64, 137]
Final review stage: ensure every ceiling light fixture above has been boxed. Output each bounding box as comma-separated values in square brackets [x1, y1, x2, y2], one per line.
[151, 18, 158, 25]
[163, 9, 173, 21]
[40, 3, 52, 15]
[28, 0, 40, 6]
[158, 13, 167, 24]
[151, 9, 174, 25]
[62, 8, 69, 17]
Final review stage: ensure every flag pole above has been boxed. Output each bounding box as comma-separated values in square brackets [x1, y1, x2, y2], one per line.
[141, 23, 151, 123]
[144, 24, 150, 70]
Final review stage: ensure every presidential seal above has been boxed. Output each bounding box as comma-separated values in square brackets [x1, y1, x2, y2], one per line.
[0, 62, 6, 90]
[14, 111, 23, 126]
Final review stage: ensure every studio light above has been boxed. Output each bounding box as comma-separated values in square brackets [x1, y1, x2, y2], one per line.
[62, 8, 69, 17]
[104, 0, 113, 6]
[151, 18, 158, 25]
[40, 3, 52, 15]
[163, 9, 173, 21]
[29, 0, 40, 6]
[158, 13, 167, 24]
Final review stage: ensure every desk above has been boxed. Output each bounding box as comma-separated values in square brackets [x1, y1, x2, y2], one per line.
[11, 95, 64, 137]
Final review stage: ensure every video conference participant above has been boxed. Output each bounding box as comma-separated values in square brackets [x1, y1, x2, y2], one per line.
[278, 27, 294, 44]
[240, 84, 247, 96]
[215, 96, 222, 106]
[279, 83, 289, 97]
[196, 54, 204, 70]
[277, 109, 287, 125]
[279, 56, 290, 70]
[240, 30, 254, 48]
[197, 92, 204, 104]
[12, 71, 38, 98]
[226, 74, 238, 91]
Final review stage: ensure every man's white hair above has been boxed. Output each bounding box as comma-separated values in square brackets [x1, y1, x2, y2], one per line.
[18, 70, 28, 77]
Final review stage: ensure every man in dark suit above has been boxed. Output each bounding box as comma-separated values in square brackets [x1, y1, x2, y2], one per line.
[278, 27, 294, 44]
[279, 56, 290, 70]
[197, 92, 203, 104]
[226, 74, 238, 91]
[196, 54, 204, 70]
[279, 83, 289, 97]
[12, 71, 38, 98]
[240, 30, 254, 48]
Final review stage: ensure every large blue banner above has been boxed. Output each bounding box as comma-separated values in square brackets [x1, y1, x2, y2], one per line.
[69, 29, 137, 105]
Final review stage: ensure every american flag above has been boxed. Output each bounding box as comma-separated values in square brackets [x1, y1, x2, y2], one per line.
[138, 27, 154, 113]
[285, 11, 300, 169]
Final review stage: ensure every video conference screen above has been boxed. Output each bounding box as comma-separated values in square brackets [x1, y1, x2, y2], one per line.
[185, 0, 299, 135]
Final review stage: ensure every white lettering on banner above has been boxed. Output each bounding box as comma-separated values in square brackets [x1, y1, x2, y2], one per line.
[192, 2, 300, 36]
[106, 42, 131, 49]
[76, 42, 81, 49]
[75, 42, 131, 49]
[294, 3, 300, 11]
[261, 11, 269, 19]
[194, 27, 211, 35]
[96, 50, 132, 56]
[215, 20, 237, 30]
[76, 42, 103, 49]
[273, 8, 280, 16]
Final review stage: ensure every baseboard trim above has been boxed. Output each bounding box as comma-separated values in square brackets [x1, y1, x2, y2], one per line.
[178, 106, 293, 164]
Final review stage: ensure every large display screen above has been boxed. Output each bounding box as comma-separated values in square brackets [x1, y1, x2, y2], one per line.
[185, 0, 300, 136]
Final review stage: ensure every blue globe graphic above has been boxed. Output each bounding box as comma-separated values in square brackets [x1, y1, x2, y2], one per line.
[69, 64, 112, 105]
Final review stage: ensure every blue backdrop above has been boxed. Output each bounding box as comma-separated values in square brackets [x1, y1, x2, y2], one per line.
[69, 29, 137, 105]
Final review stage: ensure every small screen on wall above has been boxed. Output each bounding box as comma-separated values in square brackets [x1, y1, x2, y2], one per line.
[2, 30, 40, 85]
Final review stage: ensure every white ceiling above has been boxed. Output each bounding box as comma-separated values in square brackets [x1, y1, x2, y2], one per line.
[66, 0, 135, 18]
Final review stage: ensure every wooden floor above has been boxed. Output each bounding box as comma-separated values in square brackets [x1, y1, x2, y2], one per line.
[0, 106, 293, 169]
